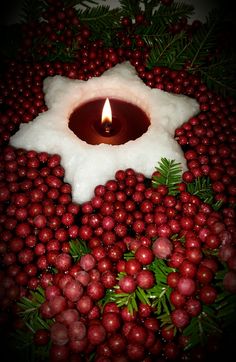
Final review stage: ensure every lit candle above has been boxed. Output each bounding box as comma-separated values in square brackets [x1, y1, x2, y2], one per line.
[68, 97, 150, 145]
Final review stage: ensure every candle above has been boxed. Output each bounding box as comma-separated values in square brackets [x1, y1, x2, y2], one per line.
[69, 97, 150, 145]
[10, 61, 199, 203]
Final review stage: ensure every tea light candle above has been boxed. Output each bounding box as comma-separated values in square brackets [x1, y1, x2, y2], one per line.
[69, 97, 150, 145]
[10, 62, 199, 203]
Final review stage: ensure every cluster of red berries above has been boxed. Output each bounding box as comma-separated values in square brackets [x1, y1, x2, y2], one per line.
[0, 0, 236, 361]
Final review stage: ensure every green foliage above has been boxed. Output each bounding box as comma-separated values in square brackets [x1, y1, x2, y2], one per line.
[119, 0, 141, 16]
[123, 251, 135, 260]
[183, 306, 222, 350]
[63, 0, 107, 8]
[19, 0, 44, 23]
[187, 10, 219, 68]
[110, 287, 150, 315]
[101, 258, 175, 316]
[146, 31, 187, 69]
[183, 265, 236, 350]
[2, 0, 235, 95]
[147, 258, 174, 316]
[78, 6, 122, 45]
[17, 287, 53, 333]
[136, 21, 167, 47]
[197, 54, 236, 97]
[186, 177, 222, 210]
[152, 158, 182, 195]
[140, 0, 161, 19]
[69, 238, 90, 261]
[152, 1, 194, 25]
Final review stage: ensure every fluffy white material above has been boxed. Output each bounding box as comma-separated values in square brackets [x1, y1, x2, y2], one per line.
[10, 62, 199, 203]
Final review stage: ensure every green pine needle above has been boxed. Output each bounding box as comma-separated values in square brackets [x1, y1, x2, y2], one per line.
[152, 158, 182, 195]
[152, 1, 195, 24]
[119, 0, 141, 16]
[146, 31, 187, 69]
[188, 10, 219, 68]
[20, 0, 44, 23]
[69, 238, 90, 261]
[78, 6, 121, 28]
[186, 176, 223, 209]
[186, 177, 213, 202]
[17, 287, 53, 333]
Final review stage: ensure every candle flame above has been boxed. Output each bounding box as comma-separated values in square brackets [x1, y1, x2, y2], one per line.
[101, 98, 112, 125]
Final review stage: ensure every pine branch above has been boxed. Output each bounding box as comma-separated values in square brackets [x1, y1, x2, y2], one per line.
[146, 31, 187, 69]
[188, 10, 219, 68]
[17, 287, 53, 333]
[152, 158, 182, 195]
[152, 1, 195, 25]
[111, 286, 151, 315]
[186, 177, 213, 203]
[183, 306, 222, 351]
[186, 176, 223, 210]
[77, 6, 121, 43]
[147, 258, 174, 315]
[69, 238, 90, 261]
[19, 0, 45, 23]
[196, 55, 236, 97]
[140, 0, 160, 19]
[64, 0, 106, 8]
[136, 21, 168, 47]
[119, 0, 141, 16]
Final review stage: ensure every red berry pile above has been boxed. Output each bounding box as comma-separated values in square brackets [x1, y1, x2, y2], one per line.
[0, 0, 236, 361]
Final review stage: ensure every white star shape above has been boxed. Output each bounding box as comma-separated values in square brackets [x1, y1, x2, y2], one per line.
[10, 62, 199, 203]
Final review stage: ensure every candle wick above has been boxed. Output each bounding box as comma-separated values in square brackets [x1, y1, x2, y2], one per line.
[102, 119, 112, 134]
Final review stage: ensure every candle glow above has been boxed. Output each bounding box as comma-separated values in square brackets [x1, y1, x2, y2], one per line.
[101, 98, 112, 134]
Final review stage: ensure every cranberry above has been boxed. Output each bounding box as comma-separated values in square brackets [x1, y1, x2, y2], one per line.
[135, 246, 154, 265]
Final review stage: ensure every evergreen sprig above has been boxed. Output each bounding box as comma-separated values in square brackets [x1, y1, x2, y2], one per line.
[69, 238, 90, 261]
[17, 287, 53, 333]
[119, 0, 141, 16]
[108, 286, 151, 315]
[77, 5, 121, 31]
[188, 10, 219, 68]
[146, 31, 187, 69]
[101, 258, 175, 316]
[152, 1, 194, 25]
[186, 176, 223, 210]
[152, 158, 182, 195]
[65, 0, 107, 8]
[147, 258, 174, 316]
[136, 21, 167, 48]
[182, 265, 236, 351]
[197, 54, 236, 97]
[19, 0, 44, 23]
